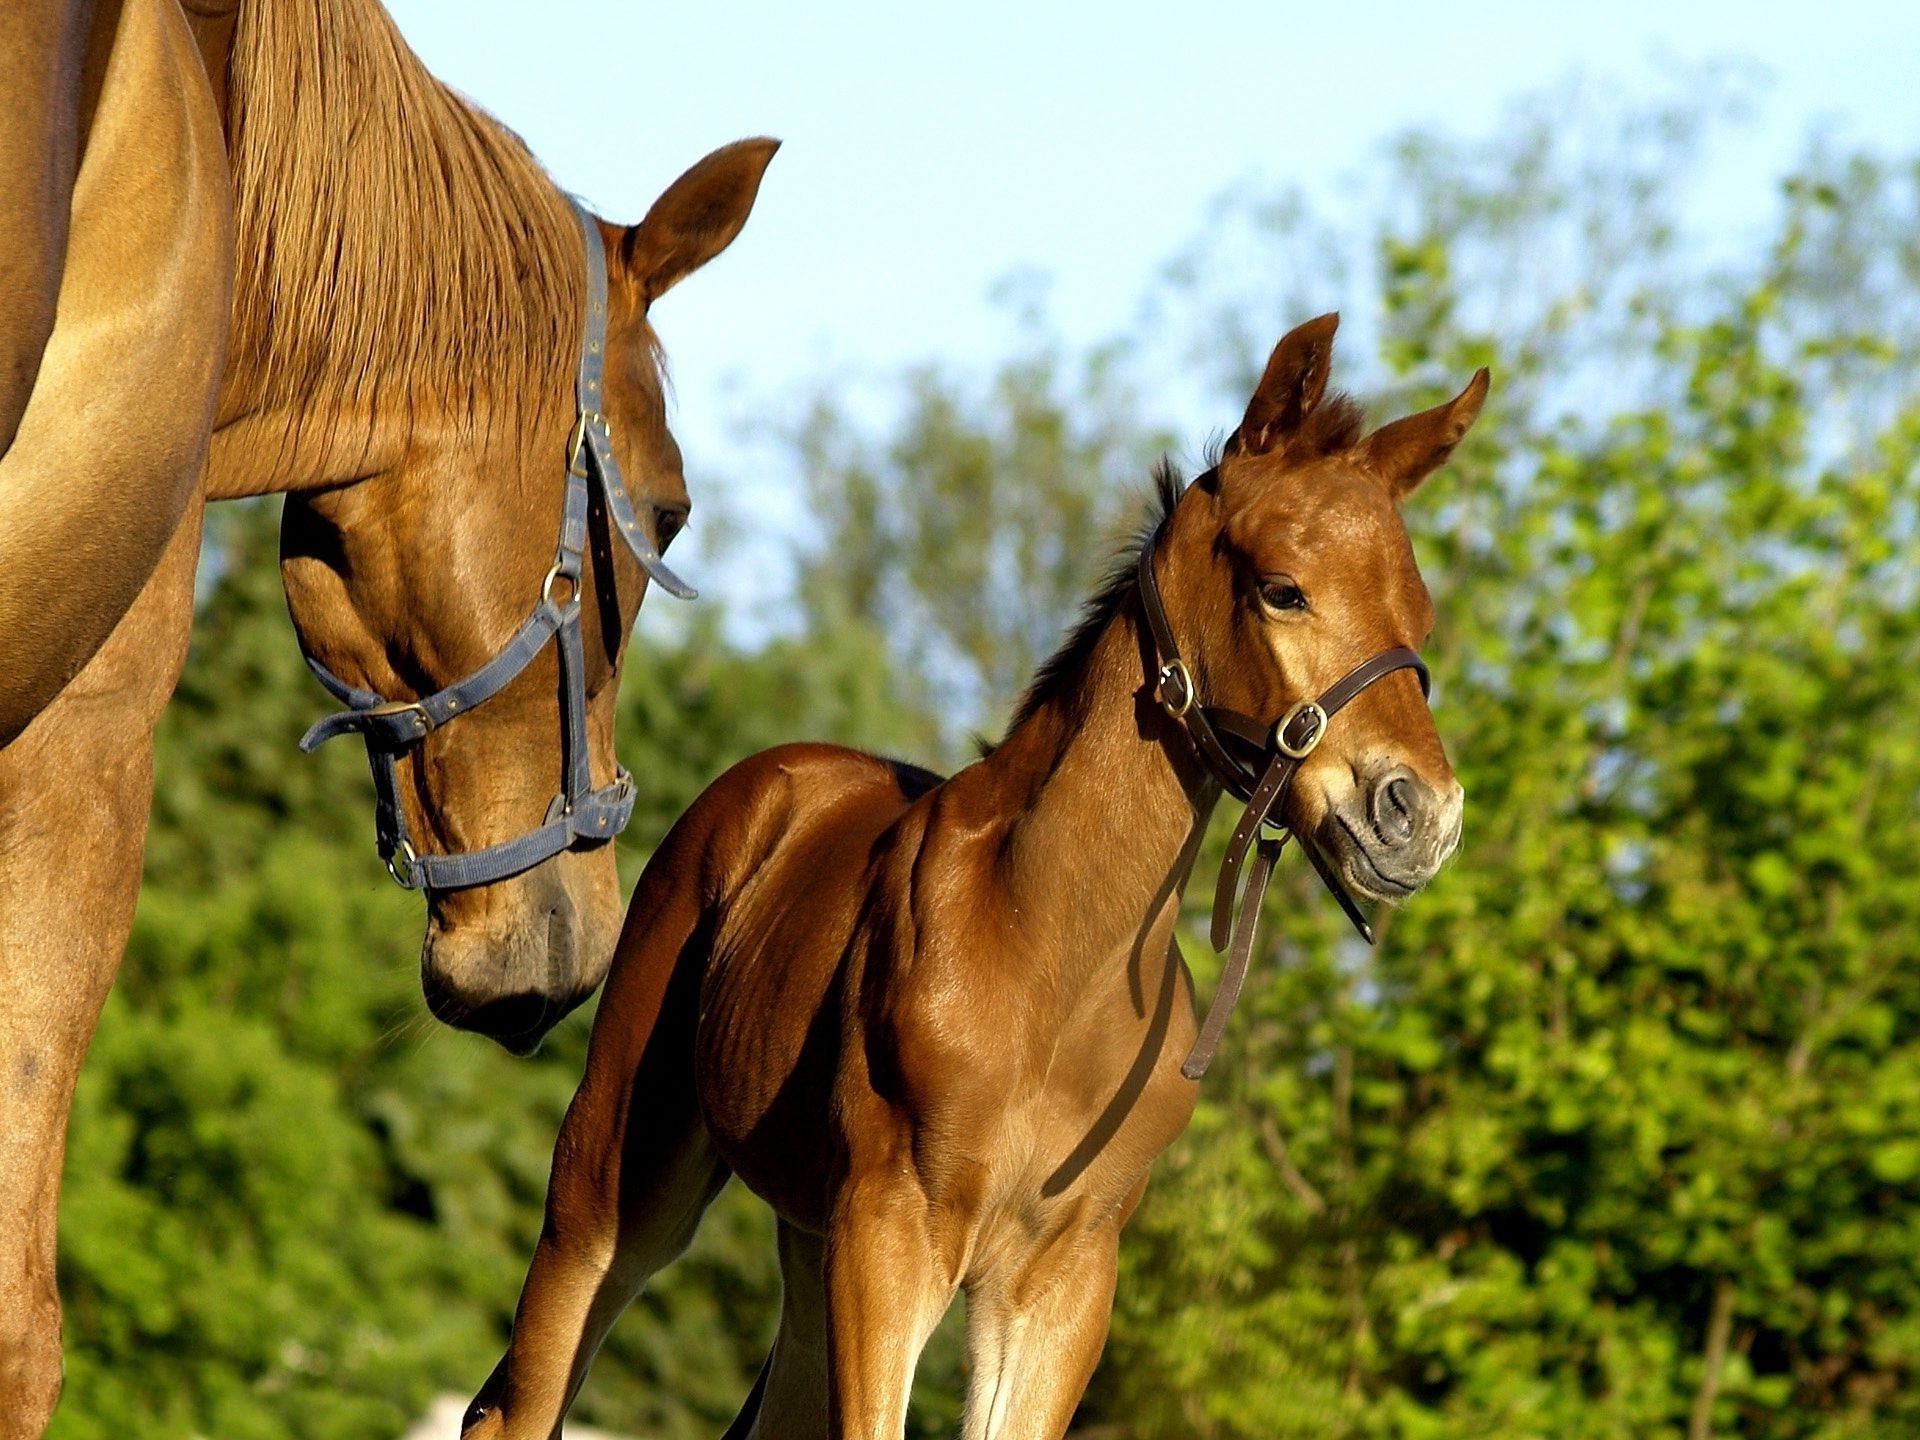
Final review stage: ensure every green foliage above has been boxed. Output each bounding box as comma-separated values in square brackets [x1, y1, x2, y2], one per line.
[53, 81, 1920, 1440]
[1095, 112, 1920, 1440]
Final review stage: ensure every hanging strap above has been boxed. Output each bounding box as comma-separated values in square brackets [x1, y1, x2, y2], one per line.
[1133, 504, 1433, 1079]
[1183, 835, 1286, 1080]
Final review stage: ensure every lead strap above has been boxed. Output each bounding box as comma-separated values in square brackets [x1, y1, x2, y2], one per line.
[1183, 835, 1286, 1080]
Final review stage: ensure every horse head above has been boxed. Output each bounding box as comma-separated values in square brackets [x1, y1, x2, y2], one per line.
[275, 139, 778, 1051]
[1154, 313, 1486, 903]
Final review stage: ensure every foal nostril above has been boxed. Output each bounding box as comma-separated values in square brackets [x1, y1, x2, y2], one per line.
[1369, 769, 1420, 847]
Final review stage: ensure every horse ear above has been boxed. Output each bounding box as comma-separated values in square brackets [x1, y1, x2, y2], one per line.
[1357, 368, 1491, 499]
[621, 137, 780, 305]
[1232, 312, 1339, 458]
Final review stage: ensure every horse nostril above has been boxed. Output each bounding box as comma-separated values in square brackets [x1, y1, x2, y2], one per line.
[1372, 773, 1418, 846]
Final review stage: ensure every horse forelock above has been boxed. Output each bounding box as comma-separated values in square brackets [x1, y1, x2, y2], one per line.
[226, 0, 636, 453]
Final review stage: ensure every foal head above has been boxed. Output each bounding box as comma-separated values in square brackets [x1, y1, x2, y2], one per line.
[278, 140, 777, 1051]
[1158, 313, 1486, 900]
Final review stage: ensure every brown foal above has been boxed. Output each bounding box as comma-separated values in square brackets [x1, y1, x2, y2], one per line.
[466, 315, 1489, 1440]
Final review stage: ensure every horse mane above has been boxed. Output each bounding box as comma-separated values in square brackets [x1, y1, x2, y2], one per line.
[226, 0, 591, 446]
[999, 458, 1185, 740]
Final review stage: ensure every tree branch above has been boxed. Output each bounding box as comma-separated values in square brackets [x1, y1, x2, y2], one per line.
[1687, 1277, 1737, 1440]
[1260, 1115, 1330, 1216]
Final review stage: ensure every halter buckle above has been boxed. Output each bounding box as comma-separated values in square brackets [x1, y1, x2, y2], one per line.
[383, 838, 418, 888]
[567, 410, 607, 478]
[1156, 659, 1196, 718]
[366, 698, 431, 740]
[1275, 700, 1328, 759]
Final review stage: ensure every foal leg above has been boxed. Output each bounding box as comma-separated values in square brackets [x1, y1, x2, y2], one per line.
[463, 882, 725, 1440]
[725, 1222, 830, 1440]
[0, 501, 202, 1439]
[960, 1228, 1121, 1440]
[823, 1174, 958, 1440]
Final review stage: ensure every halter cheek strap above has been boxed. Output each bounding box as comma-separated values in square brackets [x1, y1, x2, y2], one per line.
[298, 201, 693, 892]
[1136, 516, 1431, 1078]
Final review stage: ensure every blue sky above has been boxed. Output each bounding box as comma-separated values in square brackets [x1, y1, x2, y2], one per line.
[385, 1, 1918, 604]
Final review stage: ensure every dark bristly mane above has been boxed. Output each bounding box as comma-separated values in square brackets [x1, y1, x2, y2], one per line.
[1000, 458, 1185, 739]
[1285, 391, 1368, 460]
[225, 0, 594, 445]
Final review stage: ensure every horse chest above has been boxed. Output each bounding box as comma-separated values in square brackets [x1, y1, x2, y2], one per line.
[877, 940, 1202, 1231]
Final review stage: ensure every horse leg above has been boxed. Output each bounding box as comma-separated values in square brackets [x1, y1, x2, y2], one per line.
[960, 1227, 1120, 1440]
[724, 1221, 830, 1440]
[0, 498, 202, 1439]
[822, 1174, 956, 1440]
[463, 884, 726, 1440]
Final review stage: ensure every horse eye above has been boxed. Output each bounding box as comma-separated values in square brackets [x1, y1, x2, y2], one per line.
[654, 508, 687, 551]
[1259, 578, 1308, 614]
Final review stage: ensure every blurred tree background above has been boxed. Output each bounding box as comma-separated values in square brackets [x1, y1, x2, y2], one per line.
[51, 79, 1919, 1440]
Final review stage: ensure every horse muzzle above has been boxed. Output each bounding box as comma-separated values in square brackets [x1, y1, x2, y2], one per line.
[420, 865, 602, 1053]
[1327, 762, 1464, 903]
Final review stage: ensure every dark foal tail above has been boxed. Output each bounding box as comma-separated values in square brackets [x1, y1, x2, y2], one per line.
[718, 1348, 774, 1440]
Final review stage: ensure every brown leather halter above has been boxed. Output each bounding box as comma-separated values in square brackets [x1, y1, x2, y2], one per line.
[1136, 508, 1430, 1079]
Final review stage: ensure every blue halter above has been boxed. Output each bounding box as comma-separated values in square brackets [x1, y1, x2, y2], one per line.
[299, 202, 693, 891]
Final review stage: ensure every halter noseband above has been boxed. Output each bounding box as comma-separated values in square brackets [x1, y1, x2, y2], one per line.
[1136, 507, 1431, 1079]
[298, 202, 692, 892]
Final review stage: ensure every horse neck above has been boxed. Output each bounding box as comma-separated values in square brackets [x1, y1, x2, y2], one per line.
[976, 594, 1218, 989]
[207, 0, 579, 499]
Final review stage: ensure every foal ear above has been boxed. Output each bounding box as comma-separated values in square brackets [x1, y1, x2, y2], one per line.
[1233, 312, 1340, 458]
[1358, 367, 1491, 499]
[621, 137, 781, 306]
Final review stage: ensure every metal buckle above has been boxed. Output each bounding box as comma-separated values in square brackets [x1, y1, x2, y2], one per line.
[1156, 659, 1196, 718]
[1275, 700, 1328, 759]
[567, 410, 607, 478]
[383, 838, 418, 888]
[366, 698, 431, 738]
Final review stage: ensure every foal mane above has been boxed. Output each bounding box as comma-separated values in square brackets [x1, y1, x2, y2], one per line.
[1000, 459, 1184, 739]
[226, 0, 592, 446]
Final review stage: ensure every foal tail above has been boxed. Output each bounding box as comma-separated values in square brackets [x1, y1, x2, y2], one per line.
[717, 1350, 773, 1440]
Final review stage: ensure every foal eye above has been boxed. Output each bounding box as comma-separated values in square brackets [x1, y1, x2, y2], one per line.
[654, 508, 687, 550]
[1258, 578, 1309, 614]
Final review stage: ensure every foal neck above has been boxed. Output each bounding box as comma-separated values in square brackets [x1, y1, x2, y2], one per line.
[981, 595, 1218, 981]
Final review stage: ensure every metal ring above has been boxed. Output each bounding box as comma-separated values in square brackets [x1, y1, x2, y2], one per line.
[1275, 700, 1328, 759]
[542, 562, 577, 606]
[1156, 659, 1196, 718]
[384, 838, 417, 888]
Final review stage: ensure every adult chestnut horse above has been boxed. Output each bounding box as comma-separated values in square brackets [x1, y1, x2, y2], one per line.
[0, 1, 775, 1431]
[466, 316, 1488, 1439]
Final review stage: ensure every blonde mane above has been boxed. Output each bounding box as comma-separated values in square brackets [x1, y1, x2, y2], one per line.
[226, 0, 586, 441]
